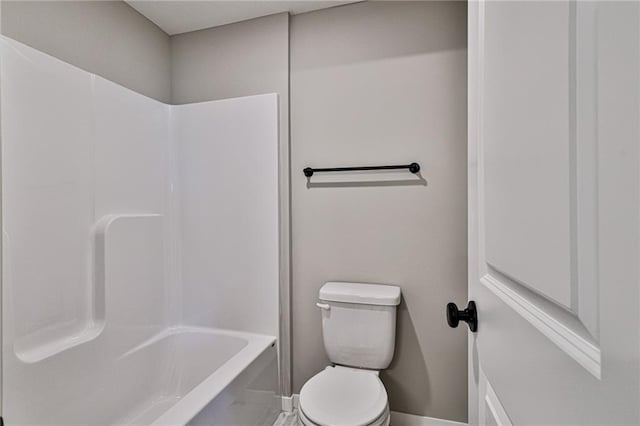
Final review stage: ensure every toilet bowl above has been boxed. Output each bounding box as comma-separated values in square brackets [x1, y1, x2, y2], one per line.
[298, 282, 401, 426]
[298, 366, 390, 426]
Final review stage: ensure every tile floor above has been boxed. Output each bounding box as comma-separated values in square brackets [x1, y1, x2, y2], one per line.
[273, 410, 299, 426]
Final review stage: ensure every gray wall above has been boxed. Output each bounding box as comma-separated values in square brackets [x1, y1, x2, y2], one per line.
[290, 2, 468, 421]
[1, 1, 171, 103]
[170, 12, 289, 105]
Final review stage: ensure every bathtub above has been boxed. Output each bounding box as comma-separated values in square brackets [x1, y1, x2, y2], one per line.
[4, 325, 280, 425]
[118, 327, 280, 425]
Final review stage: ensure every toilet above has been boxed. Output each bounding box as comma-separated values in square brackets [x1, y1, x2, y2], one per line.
[298, 282, 402, 426]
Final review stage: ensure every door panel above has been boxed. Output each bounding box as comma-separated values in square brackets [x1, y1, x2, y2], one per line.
[484, 1, 572, 308]
[468, 1, 640, 424]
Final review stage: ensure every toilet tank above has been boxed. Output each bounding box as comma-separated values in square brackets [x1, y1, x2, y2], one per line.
[318, 282, 401, 370]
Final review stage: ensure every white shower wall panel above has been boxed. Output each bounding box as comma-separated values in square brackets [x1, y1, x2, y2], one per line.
[93, 76, 174, 334]
[1, 36, 173, 423]
[1, 36, 97, 355]
[173, 95, 279, 336]
[93, 77, 170, 219]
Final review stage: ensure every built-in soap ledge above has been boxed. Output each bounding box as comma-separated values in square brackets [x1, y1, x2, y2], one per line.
[14, 213, 163, 364]
[14, 321, 105, 364]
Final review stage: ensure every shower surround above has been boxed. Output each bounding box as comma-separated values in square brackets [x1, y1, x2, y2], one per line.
[0, 36, 280, 425]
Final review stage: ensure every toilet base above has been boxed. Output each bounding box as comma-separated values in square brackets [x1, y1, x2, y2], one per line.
[298, 404, 390, 426]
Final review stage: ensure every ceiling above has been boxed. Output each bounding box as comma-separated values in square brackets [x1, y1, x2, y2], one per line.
[126, 1, 360, 35]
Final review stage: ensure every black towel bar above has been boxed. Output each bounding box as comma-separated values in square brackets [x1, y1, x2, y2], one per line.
[303, 162, 420, 177]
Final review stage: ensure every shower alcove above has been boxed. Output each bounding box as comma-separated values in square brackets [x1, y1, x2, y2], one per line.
[1, 36, 281, 425]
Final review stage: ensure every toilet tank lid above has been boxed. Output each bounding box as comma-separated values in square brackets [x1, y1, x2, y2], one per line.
[320, 282, 401, 306]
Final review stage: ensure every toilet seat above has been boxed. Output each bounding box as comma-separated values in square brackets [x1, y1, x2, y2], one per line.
[299, 366, 389, 426]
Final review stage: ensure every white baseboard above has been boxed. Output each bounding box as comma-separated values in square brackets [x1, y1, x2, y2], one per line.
[280, 395, 466, 425]
[281, 394, 299, 413]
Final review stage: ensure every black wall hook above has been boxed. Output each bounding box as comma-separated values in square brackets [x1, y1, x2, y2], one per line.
[446, 301, 478, 332]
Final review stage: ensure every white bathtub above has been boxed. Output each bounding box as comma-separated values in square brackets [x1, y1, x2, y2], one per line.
[119, 327, 280, 425]
[4, 326, 279, 425]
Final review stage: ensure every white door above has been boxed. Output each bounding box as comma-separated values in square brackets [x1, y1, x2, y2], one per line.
[467, 1, 640, 424]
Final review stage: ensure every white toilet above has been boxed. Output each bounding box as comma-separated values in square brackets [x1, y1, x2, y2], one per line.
[298, 281, 402, 426]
